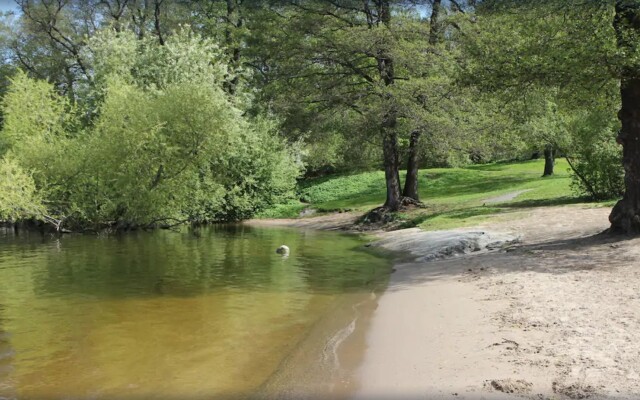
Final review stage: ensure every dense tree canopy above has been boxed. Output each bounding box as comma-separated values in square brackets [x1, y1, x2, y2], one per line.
[0, 0, 639, 233]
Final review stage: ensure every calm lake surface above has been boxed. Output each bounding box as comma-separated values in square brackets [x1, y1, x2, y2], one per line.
[0, 225, 391, 399]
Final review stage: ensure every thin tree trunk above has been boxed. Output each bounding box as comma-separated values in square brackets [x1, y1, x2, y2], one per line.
[224, 0, 242, 95]
[395, 150, 402, 195]
[610, 1, 640, 234]
[403, 130, 421, 199]
[565, 155, 598, 199]
[383, 128, 402, 211]
[543, 144, 554, 176]
[132, 0, 150, 40]
[64, 65, 75, 105]
[154, 0, 164, 45]
[402, 0, 441, 201]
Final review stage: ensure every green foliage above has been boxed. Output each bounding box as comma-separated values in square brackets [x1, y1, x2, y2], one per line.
[0, 1, 632, 229]
[0, 156, 44, 221]
[0, 71, 70, 154]
[565, 107, 624, 200]
[461, 1, 616, 97]
[460, 1, 626, 201]
[568, 138, 624, 201]
[0, 29, 299, 229]
[210, 117, 303, 221]
[89, 28, 229, 91]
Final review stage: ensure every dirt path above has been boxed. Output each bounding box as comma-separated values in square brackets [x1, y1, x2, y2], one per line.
[353, 205, 640, 399]
[483, 189, 533, 204]
[245, 212, 359, 231]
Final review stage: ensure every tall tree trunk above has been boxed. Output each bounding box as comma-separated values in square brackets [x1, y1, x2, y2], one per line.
[610, 1, 640, 234]
[224, 0, 242, 95]
[403, 130, 421, 199]
[154, 0, 164, 45]
[378, 0, 401, 211]
[542, 144, 554, 176]
[402, 0, 441, 201]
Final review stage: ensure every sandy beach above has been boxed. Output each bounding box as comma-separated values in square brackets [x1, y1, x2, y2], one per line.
[353, 205, 640, 399]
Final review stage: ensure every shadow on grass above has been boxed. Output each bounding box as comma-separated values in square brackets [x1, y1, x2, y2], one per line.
[464, 159, 542, 172]
[420, 173, 542, 199]
[497, 196, 589, 208]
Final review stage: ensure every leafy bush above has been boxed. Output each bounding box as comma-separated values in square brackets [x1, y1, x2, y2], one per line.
[568, 135, 624, 200]
[0, 29, 299, 229]
[565, 105, 624, 200]
[0, 157, 44, 221]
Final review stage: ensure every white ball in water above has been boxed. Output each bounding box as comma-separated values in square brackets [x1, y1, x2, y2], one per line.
[276, 245, 290, 255]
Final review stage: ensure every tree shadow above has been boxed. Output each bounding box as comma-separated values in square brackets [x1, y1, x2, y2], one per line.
[500, 196, 594, 208]
[384, 230, 638, 292]
[421, 173, 539, 198]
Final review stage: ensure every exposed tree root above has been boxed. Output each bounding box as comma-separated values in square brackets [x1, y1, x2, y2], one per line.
[356, 197, 426, 230]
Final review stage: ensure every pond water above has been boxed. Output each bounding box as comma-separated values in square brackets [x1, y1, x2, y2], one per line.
[0, 225, 392, 399]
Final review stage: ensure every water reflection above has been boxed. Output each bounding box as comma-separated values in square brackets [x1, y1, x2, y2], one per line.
[0, 305, 15, 399]
[0, 225, 390, 399]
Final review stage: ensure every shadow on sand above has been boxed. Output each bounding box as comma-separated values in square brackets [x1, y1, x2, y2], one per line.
[384, 230, 637, 292]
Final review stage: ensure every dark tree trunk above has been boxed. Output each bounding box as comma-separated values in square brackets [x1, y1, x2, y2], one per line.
[609, 2, 640, 233]
[383, 128, 402, 211]
[224, 0, 243, 95]
[154, 0, 165, 45]
[403, 130, 421, 200]
[378, 0, 401, 211]
[543, 145, 554, 176]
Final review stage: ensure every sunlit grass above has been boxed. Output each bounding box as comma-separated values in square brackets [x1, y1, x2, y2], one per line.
[258, 159, 607, 230]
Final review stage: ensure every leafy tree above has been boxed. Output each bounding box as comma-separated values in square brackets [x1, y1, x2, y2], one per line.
[459, 1, 629, 205]
[248, 1, 450, 210]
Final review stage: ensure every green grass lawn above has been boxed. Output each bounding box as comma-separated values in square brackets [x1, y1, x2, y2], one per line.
[258, 159, 607, 230]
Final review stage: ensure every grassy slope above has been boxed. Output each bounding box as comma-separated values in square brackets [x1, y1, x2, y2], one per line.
[259, 159, 609, 230]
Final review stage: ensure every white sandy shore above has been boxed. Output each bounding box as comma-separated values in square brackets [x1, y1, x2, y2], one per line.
[352, 205, 640, 399]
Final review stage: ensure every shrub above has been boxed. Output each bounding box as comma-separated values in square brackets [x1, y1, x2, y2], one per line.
[0, 157, 44, 221]
[0, 29, 299, 229]
[566, 106, 624, 200]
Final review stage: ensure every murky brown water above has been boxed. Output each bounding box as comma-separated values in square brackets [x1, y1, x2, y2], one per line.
[0, 225, 391, 399]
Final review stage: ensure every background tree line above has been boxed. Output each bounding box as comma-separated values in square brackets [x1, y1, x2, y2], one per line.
[0, 0, 638, 233]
